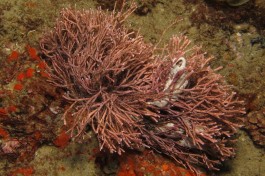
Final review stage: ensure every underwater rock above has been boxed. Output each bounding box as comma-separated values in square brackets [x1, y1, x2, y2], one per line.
[245, 111, 265, 146]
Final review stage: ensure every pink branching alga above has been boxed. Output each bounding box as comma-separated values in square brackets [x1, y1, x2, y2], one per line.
[40, 3, 245, 174]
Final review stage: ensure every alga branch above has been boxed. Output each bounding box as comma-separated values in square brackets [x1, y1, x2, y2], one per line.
[39, 3, 245, 175]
